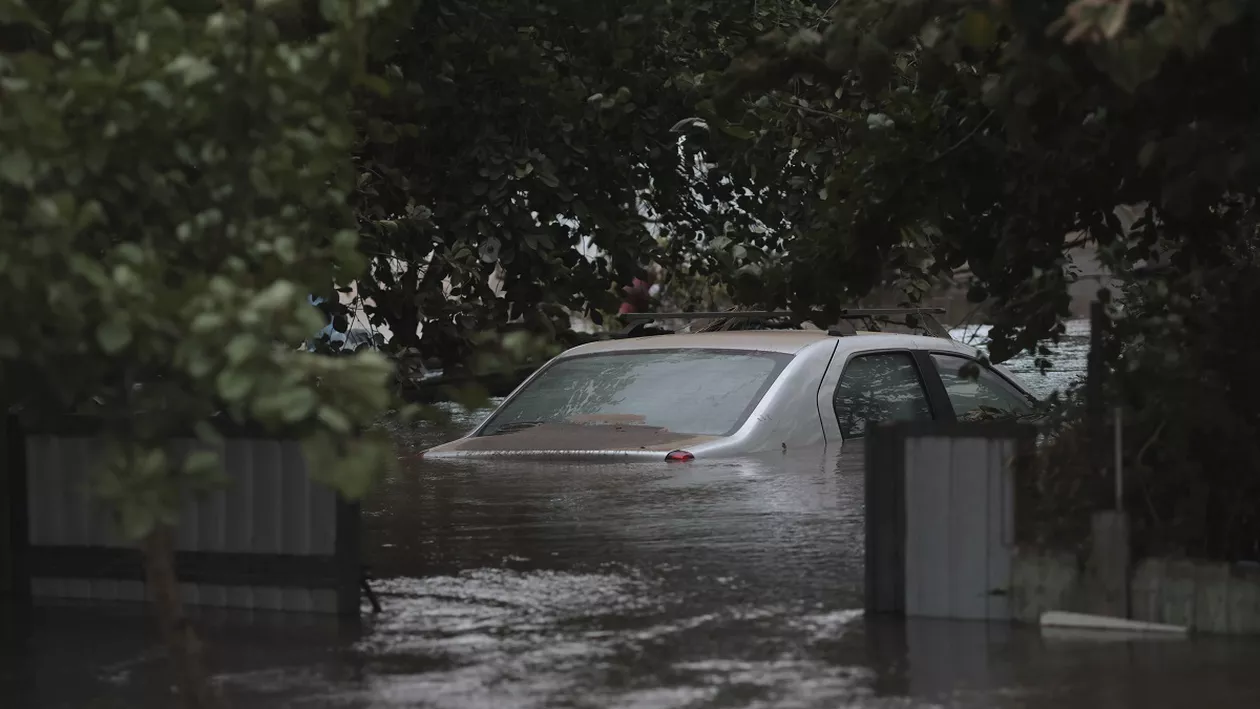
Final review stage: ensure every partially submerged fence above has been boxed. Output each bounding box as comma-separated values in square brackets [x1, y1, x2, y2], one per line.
[865, 420, 1036, 622]
[863, 417, 1260, 635]
[2, 416, 361, 617]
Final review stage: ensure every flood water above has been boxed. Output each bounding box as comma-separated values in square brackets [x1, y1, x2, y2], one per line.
[951, 319, 1091, 399]
[8, 322, 1260, 708]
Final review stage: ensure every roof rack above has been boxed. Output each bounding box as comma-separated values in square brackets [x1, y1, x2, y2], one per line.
[617, 308, 953, 339]
[619, 311, 796, 321]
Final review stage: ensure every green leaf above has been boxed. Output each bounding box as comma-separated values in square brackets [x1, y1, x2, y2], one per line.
[301, 434, 390, 500]
[0, 0, 42, 24]
[118, 503, 159, 541]
[262, 386, 319, 423]
[96, 319, 132, 354]
[166, 54, 216, 85]
[0, 150, 32, 185]
[115, 242, 145, 265]
[216, 368, 252, 402]
[446, 383, 490, 412]
[225, 334, 259, 365]
[720, 124, 756, 140]
[355, 73, 393, 96]
[182, 450, 221, 479]
[320, 0, 342, 22]
[960, 10, 997, 49]
[193, 421, 225, 447]
[317, 405, 353, 434]
[61, 0, 91, 23]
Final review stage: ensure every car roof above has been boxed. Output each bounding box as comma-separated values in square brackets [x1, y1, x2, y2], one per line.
[561, 330, 975, 358]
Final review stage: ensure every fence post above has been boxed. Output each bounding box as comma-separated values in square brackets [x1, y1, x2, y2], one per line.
[335, 497, 362, 618]
[1085, 300, 1106, 470]
[2, 415, 32, 643]
[865, 422, 907, 617]
[1084, 297, 1131, 618]
[1, 417, 11, 600]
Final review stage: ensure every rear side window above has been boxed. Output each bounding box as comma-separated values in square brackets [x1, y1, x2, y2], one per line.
[833, 352, 933, 438]
[479, 349, 793, 437]
[930, 353, 1034, 421]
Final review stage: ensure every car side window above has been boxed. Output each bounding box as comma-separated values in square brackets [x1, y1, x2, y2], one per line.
[930, 353, 1034, 421]
[833, 352, 934, 439]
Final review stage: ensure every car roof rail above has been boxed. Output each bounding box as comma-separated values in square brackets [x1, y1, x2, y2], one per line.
[616, 308, 953, 339]
[616, 310, 797, 337]
[826, 308, 952, 339]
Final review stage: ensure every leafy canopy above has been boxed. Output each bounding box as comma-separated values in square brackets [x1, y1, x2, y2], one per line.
[348, 0, 826, 363]
[0, 0, 397, 538]
[711, 0, 1260, 558]
[712, 0, 1260, 363]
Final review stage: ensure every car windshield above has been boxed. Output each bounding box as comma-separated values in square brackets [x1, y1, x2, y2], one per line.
[478, 348, 794, 438]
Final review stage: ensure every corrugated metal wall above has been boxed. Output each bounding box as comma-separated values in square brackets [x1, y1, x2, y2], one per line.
[23, 434, 343, 614]
[903, 434, 1016, 622]
[866, 422, 1031, 621]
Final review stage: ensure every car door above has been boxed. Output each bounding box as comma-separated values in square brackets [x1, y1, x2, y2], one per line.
[926, 351, 1037, 422]
[818, 348, 949, 442]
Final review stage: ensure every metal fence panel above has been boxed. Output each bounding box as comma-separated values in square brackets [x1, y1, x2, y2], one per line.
[4, 416, 359, 617]
[867, 422, 1031, 622]
[904, 435, 1015, 620]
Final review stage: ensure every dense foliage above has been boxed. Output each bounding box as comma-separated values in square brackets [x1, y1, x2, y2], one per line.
[1032, 233, 1260, 561]
[711, 0, 1255, 358]
[714, 0, 1260, 558]
[0, 0, 396, 704]
[346, 0, 831, 366]
[1, 0, 396, 520]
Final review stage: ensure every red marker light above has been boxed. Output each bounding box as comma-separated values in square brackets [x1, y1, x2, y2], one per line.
[665, 450, 694, 462]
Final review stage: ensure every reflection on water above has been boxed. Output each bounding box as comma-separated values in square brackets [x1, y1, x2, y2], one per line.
[12, 445, 1260, 708]
[951, 319, 1091, 399]
[9, 322, 1260, 708]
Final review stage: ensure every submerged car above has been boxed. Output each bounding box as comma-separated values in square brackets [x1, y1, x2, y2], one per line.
[422, 310, 1038, 461]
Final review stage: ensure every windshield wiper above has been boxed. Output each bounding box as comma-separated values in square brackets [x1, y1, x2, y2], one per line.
[485, 420, 545, 436]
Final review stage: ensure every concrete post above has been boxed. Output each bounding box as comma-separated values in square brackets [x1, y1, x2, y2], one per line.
[1085, 510, 1131, 618]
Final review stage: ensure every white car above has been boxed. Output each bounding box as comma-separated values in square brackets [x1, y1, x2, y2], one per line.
[422, 310, 1038, 461]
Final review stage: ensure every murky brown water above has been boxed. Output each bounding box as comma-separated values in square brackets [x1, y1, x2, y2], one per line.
[8, 326, 1260, 708]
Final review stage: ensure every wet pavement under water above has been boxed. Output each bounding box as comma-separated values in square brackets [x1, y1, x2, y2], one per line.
[8, 324, 1260, 708]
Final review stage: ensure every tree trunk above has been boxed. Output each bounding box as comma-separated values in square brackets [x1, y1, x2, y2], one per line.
[142, 525, 220, 709]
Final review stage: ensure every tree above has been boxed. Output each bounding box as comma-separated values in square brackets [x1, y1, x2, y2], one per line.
[711, 0, 1260, 361]
[347, 0, 827, 368]
[0, 1, 396, 705]
[712, 0, 1260, 558]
